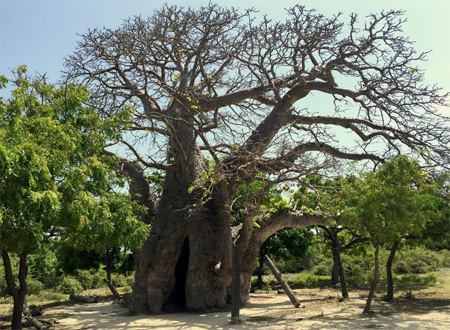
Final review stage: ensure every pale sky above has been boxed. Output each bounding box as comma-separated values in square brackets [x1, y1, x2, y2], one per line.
[1, 0, 449, 90]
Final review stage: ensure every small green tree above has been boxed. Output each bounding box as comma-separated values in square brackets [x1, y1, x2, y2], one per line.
[341, 156, 441, 313]
[0, 67, 148, 329]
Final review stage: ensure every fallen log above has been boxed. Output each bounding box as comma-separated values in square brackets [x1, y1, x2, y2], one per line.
[263, 254, 300, 308]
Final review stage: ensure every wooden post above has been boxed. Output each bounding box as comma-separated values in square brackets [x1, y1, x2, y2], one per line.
[263, 255, 300, 308]
[231, 243, 241, 323]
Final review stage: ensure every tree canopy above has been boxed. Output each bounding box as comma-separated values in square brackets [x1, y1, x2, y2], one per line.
[0, 67, 149, 328]
[61, 3, 450, 314]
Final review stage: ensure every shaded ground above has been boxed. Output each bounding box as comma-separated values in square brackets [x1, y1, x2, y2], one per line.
[1, 270, 448, 329]
[42, 282, 449, 330]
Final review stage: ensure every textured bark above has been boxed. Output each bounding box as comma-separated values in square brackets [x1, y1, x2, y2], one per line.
[386, 240, 400, 300]
[131, 143, 233, 313]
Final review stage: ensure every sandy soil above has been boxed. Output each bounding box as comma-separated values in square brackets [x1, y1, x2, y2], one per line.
[41, 285, 450, 330]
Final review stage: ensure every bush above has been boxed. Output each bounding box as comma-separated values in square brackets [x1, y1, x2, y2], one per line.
[27, 277, 44, 295]
[75, 269, 96, 290]
[395, 273, 438, 285]
[311, 261, 332, 276]
[74, 268, 108, 290]
[125, 273, 135, 286]
[112, 274, 128, 288]
[291, 272, 329, 288]
[393, 247, 448, 274]
[56, 276, 83, 295]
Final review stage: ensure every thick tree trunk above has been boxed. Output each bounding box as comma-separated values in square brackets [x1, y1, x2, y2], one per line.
[364, 238, 379, 314]
[131, 169, 232, 314]
[386, 240, 400, 301]
[2, 251, 28, 330]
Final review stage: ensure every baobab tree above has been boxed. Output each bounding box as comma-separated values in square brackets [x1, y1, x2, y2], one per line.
[64, 4, 449, 313]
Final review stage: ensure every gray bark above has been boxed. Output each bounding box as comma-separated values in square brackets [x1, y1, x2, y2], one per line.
[263, 255, 300, 308]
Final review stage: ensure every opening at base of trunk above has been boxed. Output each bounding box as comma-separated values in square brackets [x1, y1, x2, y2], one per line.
[162, 236, 190, 312]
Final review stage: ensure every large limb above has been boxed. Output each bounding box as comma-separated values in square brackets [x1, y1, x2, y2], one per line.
[238, 210, 328, 301]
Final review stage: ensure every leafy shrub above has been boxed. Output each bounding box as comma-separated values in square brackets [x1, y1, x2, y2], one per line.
[56, 276, 83, 295]
[125, 273, 135, 286]
[74, 268, 107, 290]
[291, 272, 329, 288]
[112, 274, 128, 288]
[27, 277, 44, 295]
[393, 247, 447, 274]
[394, 273, 438, 285]
[311, 261, 332, 276]
[75, 269, 96, 290]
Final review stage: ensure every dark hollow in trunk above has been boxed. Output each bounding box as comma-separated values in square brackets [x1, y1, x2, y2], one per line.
[163, 236, 190, 312]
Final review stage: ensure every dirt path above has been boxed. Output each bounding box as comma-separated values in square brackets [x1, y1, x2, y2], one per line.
[43, 286, 449, 330]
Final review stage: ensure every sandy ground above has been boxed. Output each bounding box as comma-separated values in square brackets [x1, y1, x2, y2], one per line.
[41, 286, 450, 330]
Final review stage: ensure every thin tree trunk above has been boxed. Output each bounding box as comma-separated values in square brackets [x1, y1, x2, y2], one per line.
[257, 244, 266, 290]
[386, 240, 400, 301]
[2, 251, 28, 330]
[104, 250, 121, 300]
[263, 255, 300, 308]
[363, 239, 379, 314]
[231, 244, 240, 324]
[335, 247, 349, 299]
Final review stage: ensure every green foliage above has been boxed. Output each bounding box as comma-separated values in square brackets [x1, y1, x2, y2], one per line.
[73, 269, 106, 290]
[265, 228, 319, 273]
[395, 273, 438, 286]
[56, 276, 83, 295]
[0, 66, 147, 256]
[0, 67, 149, 324]
[341, 156, 441, 244]
[26, 277, 44, 295]
[393, 247, 450, 274]
[56, 246, 103, 275]
[290, 273, 329, 289]
[27, 246, 59, 288]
